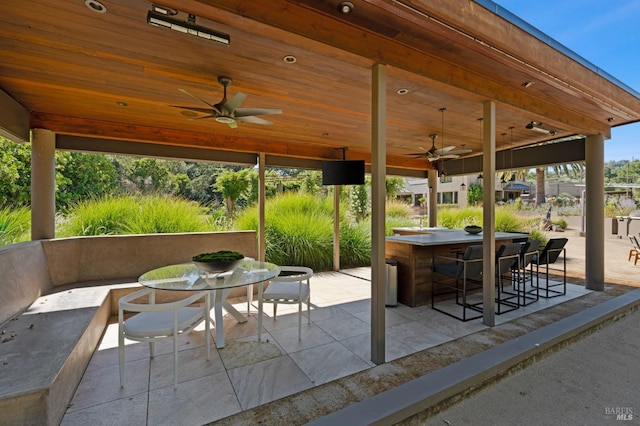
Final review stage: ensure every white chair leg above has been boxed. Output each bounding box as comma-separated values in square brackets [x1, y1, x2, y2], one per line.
[205, 293, 211, 360]
[258, 281, 263, 341]
[298, 298, 302, 340]
[118, 323, 125, 388]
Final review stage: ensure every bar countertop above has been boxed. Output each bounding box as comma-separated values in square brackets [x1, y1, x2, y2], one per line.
[386, 230, 528, 247]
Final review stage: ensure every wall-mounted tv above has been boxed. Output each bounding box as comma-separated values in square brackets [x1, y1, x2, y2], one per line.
[321, 160, 365, 185]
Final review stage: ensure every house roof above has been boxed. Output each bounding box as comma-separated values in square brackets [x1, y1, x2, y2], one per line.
[502, 182, 530, 191]
[1, 0, 639, 174]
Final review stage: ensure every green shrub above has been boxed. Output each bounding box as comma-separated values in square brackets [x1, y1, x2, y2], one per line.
[527, 229, 548, 247]
[494, 208, 523, 232]
[385, 199, 413, 219]
[340, 221, 371, 268]
[235, 193, 371, 271]
[0, 206, 30, 246]
[551, 218, 568, 229]
[58, 195, 211, 236]
[123, 196, 210, 234]
[437, 206, 482, 229]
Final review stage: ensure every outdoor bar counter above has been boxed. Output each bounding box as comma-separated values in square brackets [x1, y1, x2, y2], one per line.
[385, 230, 528, 307]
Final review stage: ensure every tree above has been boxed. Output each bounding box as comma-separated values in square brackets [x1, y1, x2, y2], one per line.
[535, 167, 545, 207]
[55, 152, 119, 210]
[467, 183, 482, 206]
[0, 137, 31, 206]
[385, 177, 406, 200]
[350, 183, 369, 222]
[215, 169, 251, 217]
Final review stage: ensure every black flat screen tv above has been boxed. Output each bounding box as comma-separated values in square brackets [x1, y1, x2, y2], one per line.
[321, 160, 365, 185]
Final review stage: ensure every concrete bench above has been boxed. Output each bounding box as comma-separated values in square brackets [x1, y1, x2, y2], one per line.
[0, 231, 257, 425]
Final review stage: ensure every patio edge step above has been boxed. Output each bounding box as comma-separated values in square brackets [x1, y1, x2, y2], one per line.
[307, 288, 640, 426]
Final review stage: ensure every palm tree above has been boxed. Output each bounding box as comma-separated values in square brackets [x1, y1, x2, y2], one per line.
[535, 167, 545, 207]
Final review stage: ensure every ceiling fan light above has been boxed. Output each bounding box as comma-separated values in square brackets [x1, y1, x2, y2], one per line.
[338, 2, 354, 14]
[215, 116, 235, 124]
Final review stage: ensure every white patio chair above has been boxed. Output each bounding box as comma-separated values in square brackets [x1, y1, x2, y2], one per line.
[118, 288, 211, 389]
[259, 266, 313, 340]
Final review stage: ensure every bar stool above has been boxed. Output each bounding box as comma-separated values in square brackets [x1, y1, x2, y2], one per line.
[531, 238, 568, 298]
[431, 245, 484, 321]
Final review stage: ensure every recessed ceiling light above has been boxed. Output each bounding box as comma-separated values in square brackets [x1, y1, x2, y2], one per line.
[607, 117, 615, 122]
[338, 2, 354, 14]
[85, 0, 106, 13]
[397, 88, 409, 95]
[283, 55, 297, 64]
[116, 101, 128, 107]
[322, 132, 330, 137]
[522, 81, 534, 88]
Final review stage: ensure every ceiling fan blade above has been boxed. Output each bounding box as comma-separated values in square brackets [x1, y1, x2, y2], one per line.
[236, 115, 273, 125]
[223, 92, 247, 113]
[438, 154, 460, 159]
[235, 108, 282, 117]
[435, 146, 457, 154]
[178, 88, 218, 111]
[171, 105, 217, 114]
[446, 149, 472, 155]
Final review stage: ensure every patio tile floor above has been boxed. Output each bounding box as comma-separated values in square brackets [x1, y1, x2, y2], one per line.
[61, 269, 591, 425]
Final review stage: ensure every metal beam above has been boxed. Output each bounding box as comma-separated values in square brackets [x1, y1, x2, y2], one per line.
[56, 135, 258, 165]
[0, 89, 30, 142]
[443, 138, 586, 176]
[57, 135, 430, 177]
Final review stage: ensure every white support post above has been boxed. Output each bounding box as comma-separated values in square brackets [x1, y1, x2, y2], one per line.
[585, 134, 605, 291]
[333, 185, 340, 271]
[482, 102, 496, 326]
[428, 170, 438, 227]
[31, 129, 56, 240]
[370, 63, 386, 365]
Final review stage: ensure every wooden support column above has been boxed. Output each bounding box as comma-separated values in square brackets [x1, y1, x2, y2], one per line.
[585, 134, 605, 291]
[481, 102, 496, 326]
[370, 63, 386, 365]
[31, 129, 56, 240]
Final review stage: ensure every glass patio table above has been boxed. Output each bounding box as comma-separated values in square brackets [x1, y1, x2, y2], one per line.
[139, 259, 280, 348]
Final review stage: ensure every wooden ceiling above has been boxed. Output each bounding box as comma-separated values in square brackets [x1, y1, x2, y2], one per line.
[1, 0, 639, 174]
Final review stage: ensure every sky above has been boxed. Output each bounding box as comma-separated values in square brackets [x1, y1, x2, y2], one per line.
[493, 0, 640, 162]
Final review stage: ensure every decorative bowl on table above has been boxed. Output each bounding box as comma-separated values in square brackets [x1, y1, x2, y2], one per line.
[464, 225, 482, 235]
[192, 250, 244, 273]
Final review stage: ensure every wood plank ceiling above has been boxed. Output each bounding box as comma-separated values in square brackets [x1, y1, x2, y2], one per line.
[1, 0, 639, 174]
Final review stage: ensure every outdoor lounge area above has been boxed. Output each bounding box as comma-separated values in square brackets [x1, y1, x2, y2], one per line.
[3, 0, 640, 424]
[59, 267, 592, 425]
[2, 229, 640, 425]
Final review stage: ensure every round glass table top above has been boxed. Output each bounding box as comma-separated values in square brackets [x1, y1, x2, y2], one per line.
[138, 259, 280, 291]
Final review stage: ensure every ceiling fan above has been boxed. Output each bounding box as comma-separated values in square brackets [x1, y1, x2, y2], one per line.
[409, 134, 472, 162]
[173, 76, 282, 128]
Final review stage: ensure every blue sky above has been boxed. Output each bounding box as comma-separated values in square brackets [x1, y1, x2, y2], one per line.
[494, 0, 640, 162]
